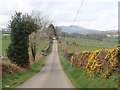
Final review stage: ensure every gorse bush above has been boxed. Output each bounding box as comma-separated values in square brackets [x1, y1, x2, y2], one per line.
[7, 12, 39, 67]
[64, 45, 119, 79]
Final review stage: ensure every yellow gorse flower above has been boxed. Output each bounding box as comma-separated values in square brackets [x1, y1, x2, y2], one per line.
[68, 46, 119, 78]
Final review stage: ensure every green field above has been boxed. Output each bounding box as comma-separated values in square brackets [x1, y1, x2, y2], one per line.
[2, 35, 11, 55]
[61, 37, 118, 53]
[36, 39, 49, 53]
[2, 35, 49, 55]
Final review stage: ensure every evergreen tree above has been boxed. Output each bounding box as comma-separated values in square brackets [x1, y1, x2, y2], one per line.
[7, 12, 39, 67]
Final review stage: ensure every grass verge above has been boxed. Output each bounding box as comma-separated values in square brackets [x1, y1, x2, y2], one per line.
[60, 55, 118, 88]
[2, 56, 46, 88]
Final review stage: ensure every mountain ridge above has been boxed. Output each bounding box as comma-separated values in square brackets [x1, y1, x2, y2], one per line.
[58, 25, 117, 34]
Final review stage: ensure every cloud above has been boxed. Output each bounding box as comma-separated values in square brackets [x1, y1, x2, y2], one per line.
[0, 0, 118, 30]
[65, 0, 118, 30]
[0, 15, 11, 28]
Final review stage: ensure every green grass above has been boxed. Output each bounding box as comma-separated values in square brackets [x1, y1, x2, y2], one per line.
[0, 77, 2, 90]
[0, 33, 2, 54]
[62, 37, 117, 53]
[2, 35, 10, 54]
[28, 39, 49, 56]
[1, 35, 49, 54]
[2, 56, 46, 88]
[36, 39, 49, 53]
[60, 55, 118, 88]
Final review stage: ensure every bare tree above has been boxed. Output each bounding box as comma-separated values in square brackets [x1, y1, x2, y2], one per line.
[31, 10, 52, 29]
[29, 11, 52, 61]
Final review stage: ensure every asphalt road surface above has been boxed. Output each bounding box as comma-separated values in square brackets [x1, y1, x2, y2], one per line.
[18, 39, 73, 88]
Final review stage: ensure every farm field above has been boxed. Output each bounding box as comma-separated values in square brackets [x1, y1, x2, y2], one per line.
[36, 39, 49, 53]
[2, 35, 10, 55]
[1, 35, 49, 55]
[61, 37, 118, 53]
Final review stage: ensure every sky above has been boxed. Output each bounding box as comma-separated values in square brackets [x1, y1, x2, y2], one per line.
[0, 0, 119, 31]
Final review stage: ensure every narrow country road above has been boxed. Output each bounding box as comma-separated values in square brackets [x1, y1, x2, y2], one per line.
[18, 39, 73, 88]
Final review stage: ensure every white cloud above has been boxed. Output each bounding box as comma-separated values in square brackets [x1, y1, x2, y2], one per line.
[0, 15, 11, 28]
[81, 6, 117, 30]
[0, 0, 118, 30]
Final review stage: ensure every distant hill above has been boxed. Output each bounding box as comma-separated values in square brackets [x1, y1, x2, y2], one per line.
[0, 26, 117, 35]
[58, 25, 117, 34]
